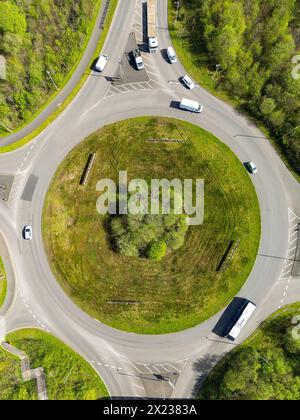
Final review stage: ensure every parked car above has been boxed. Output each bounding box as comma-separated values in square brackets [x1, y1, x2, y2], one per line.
[95, 54, 108, 72]
[246, 161, 258, 174]
[23, 225, 32, 240]
[167, 46, 177, 64]
[182, 74, 195, 89]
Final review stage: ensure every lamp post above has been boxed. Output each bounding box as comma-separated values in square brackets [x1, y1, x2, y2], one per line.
[283, 125, 300, 139]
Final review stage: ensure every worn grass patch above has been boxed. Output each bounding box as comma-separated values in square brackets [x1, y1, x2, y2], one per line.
[0, 329, 108, 400]
[0, 257, 7, 309]
[43, 117, 261, 334]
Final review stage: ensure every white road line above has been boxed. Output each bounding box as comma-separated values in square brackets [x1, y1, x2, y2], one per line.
[142, 364, 153, 373]
[135, 82, 147, 89]
[128, 362, 144, 374]
[158, 364, 170, 372]
[150, 365, 161, 373]
[134, 384, 144, 390]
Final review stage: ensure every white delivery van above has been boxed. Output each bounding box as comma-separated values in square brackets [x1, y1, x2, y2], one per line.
[95, 54, 108, 72]
[179, 98, 203, 113]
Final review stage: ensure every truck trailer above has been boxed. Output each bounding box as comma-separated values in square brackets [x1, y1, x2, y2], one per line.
[147, 0, 158, 52]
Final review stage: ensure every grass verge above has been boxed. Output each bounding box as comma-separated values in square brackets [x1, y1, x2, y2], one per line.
[0, 0, 118, 154]
[0, 257, 7, 309]
[199, 303, 300, 400]
[42, 117, 261, 334]
[0, 329, 109, 400]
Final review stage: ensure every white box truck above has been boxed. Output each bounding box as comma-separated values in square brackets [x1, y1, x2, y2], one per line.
[147, 0, 158, 52]
[179, 98, 203, 113]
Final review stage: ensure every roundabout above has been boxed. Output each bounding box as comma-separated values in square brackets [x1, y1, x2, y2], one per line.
[43, 117, 260, 334]
[0, 0, 299, 399]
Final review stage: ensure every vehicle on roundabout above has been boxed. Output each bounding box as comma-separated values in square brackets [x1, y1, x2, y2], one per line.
[95, 54, 108, 72]
[182, 74, 195, 89]
[167, 46, 177, 64]
[245, 161, 258, 174]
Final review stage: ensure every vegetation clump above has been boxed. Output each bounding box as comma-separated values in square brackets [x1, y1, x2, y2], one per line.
[110, 212, 188, 260]
[199, 306, 300, 400]
[170, 0, 300, 176]
[0, 0, 99, 133]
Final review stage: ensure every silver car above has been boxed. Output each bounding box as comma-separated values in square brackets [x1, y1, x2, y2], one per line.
[23, 225, 32, 240]
[167, 46, 177, 64]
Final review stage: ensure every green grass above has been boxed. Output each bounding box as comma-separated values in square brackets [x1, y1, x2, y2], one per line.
[167, 1, 300, 184]
[0, 329, 109, 400]
[199, 303, 300, 400]
[0, 0, 118, 154]
[42, 117, 261, 334]
[0, 257, 7, 309]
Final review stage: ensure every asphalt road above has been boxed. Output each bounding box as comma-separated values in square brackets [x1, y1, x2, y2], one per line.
[0, 0, 300, 399]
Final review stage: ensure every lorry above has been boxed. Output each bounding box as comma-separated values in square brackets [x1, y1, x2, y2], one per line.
[179, 98, 203, 113]
[133, 49, 144, 70]
[147, 0, 158, 52]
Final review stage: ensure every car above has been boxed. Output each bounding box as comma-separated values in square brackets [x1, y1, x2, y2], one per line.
[182, 74, 195, 89]
[23, 225, 32, 240]
[167, 46, 177, 64]
[95, 54, 108, 72]
[246, 161, 258, 174]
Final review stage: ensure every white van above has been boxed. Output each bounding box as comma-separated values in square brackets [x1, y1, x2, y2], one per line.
[179, 98, 203, 113]
[167, 46, 177, 64]
[95, 54, 108, 72]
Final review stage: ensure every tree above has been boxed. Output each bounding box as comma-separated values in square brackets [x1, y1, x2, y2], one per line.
[147, 240, 167, 261]
[0, 2, 26, 34]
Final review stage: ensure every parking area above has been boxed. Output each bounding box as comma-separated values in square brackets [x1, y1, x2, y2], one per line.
[113, 32, 149, 86]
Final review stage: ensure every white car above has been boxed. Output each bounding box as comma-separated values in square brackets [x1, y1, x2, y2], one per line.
[167, 46, 177, 64]
[182, 74, 195, 89]
[95, 54, 108, 72]
[246, 161, 258, 174]
[23, 225, 32, 240]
